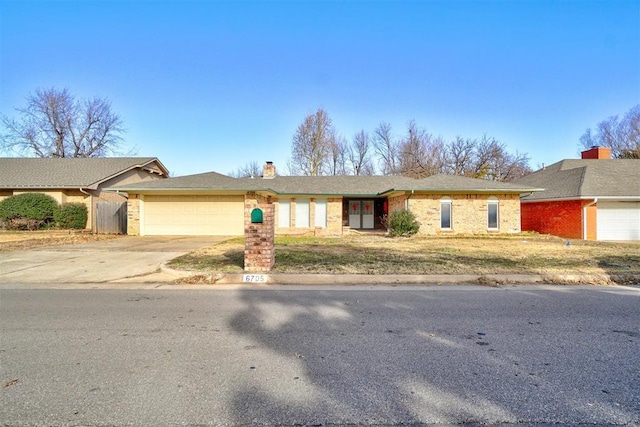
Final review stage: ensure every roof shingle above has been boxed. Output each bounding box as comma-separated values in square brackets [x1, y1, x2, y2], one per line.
[112, 171, 539, 195]
[514, 159, 640, 200]
[0, 157, 165, 189]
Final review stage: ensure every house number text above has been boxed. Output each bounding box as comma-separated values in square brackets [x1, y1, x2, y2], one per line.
[243, 274, 268, 283]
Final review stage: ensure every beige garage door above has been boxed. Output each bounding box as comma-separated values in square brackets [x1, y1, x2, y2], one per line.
[143, 195, 244, 236]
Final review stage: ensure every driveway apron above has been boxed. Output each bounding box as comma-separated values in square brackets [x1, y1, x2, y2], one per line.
[0, 236, 226, 284]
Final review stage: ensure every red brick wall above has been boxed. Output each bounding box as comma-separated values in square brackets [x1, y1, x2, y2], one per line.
[521, 200, 584, 239]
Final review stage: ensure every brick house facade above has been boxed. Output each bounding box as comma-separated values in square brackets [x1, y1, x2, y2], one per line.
[121, 164, 537, 237]
[515, 147, 639, 241]
[387, 193, 521, 235]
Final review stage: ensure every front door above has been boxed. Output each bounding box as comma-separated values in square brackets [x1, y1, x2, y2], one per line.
[362, 200, 374, 228]
[348, 200, 375, 229]
[349, 200, 362, 228]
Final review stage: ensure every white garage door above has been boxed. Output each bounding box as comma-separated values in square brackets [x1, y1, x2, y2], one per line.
[597, 201, 640, 241]
[143, 195, 244, 236]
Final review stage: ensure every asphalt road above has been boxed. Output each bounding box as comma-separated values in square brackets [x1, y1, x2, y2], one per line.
[1, 285, 639, 426]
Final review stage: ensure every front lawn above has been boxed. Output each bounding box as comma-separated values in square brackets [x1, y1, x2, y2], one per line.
[167, 234, 640, 276]
[0, 230, 120, 251]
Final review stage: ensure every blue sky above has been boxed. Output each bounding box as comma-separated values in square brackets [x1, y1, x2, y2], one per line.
[1, 0, 638, 177]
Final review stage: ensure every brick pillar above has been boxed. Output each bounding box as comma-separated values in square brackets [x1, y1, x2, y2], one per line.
[244, 204, 275, 272]
[127, 195, 141, 236]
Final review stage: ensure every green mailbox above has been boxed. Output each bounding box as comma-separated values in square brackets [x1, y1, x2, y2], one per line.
[251, 208, 263, 224]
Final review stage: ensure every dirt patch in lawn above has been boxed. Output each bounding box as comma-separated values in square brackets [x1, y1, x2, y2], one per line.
[0, 230, 122, 251]
[168, 234, 640, 278]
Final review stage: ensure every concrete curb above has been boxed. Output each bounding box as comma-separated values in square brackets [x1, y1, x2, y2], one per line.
[160, 262, 197, 278]
[159, 263, 640, 286]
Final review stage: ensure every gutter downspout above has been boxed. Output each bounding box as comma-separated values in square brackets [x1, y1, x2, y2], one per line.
[582, 198, 597, 241]
[406, 190, 414, 211]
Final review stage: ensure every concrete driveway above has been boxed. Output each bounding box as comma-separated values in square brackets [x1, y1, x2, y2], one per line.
[0, 236, 228, 284]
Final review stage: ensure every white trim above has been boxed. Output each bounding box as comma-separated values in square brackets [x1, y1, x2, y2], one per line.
[487, 198, 499, 230]
[440, 198, 452, 230]
[522, 196, 640, 203]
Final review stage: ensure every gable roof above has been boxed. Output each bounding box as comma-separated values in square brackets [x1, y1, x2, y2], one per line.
[112, 171, 540, 196]
[514, 159, 640, 201]
[0, 157, 168, 190]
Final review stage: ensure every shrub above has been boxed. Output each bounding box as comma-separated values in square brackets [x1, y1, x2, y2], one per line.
[0, 193, 58, 230]
[54, 203, 88, 229]
[388, 208, 420, 237]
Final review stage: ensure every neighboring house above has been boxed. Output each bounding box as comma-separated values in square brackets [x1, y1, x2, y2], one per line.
[0, 157, 169, 232]
[112, 161, 541, 237]
[514, 147, 640, 241]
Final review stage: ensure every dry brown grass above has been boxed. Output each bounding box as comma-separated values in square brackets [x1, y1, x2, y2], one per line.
[0, 230, 121, 251]
[6, 230, 636, 278]
[168, 234, 640, 276]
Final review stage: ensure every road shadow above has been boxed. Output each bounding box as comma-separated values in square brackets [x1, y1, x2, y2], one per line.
[227, 287, 640, 424]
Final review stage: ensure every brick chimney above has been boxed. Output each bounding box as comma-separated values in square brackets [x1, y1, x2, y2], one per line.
[581, 146, 611, 159]
[263, 161, 276, 179]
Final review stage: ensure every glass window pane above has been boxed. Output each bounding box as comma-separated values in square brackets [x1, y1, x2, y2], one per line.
[350, 201, 360, 215]
[488, 202, 498, 229]
[315, 199, 327, 228]
[295, 199, 310, 228]
[441, 202, 451, 229]
[278, 199, 290, 228]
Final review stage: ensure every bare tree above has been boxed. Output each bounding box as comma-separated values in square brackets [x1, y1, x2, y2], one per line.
[492, 150, 532, 181]
[348, 130, 375, 175]
[444, 136, 476, 176]
[0, 87, 125, 157]
[229, 161, 262, 178]
[327, 135, 348, 176]
[469, 135, 531, 181]
[580, 104, 640, 158]
[290, 108, 335, 176]
[397, 120, 446, 178]
[287, 112, 532, 180]
[372, 122, 399, 175]
[472, 135, 503, 179]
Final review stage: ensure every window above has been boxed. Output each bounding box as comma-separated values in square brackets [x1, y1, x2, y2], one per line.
[295, 199, 310, 228]
[488, 198, 499, 229]
[440, 198, 452, 229]
[278, 199, 290, 228]
[315, 199, 327, 227]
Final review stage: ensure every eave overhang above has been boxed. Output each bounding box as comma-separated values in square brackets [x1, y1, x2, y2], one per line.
[521, 195, 640, 203]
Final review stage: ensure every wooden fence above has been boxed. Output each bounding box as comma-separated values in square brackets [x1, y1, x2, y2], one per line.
[96, 202, 127, 234]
